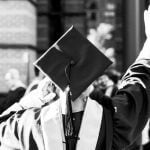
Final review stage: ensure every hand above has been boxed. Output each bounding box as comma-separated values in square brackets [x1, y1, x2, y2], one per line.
[144, 6, 150, 38]
[37, 77, 53, 102]
[136, 7, 150, 61]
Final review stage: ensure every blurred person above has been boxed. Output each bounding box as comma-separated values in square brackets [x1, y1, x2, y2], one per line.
[87, 22, 114, 53]
[92, 74, 115, 97]
[97, 23, 114, 49]
[92, 69, 120, 98]
[105, 69, 121, 85]
[0, 68, 26, 114]
[87, 23, 117, 69]
[0, 8, 150, 150]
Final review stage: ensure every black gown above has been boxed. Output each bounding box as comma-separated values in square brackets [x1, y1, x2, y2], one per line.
[64, 58, 150, 150]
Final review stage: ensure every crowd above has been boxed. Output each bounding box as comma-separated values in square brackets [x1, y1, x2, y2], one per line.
[0, 4, 150, 150]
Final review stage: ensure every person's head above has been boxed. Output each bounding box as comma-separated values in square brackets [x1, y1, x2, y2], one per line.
[5, 68, 20, 90]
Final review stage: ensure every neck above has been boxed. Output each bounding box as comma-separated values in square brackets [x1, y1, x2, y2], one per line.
[71, 97, 87, 113]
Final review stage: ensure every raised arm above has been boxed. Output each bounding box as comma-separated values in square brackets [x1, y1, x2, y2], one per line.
[112, 8, 150, 149]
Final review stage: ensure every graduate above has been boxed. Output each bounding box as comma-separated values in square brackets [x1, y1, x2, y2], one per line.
[0, 8, 150, 150]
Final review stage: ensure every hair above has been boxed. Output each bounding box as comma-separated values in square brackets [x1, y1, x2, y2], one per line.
[34, 66, 40, 77]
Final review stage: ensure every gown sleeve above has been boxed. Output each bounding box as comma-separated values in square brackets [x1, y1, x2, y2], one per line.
[0, 108, 45, 150]
[112, 50, 150, 149]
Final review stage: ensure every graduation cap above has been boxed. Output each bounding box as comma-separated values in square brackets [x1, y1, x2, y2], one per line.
[34, 26, 112, 101]
[34, 26, 112, 139]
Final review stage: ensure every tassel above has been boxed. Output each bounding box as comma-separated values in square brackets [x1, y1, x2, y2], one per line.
[64, 86, 74, 137]
[64, 60, 81, 149]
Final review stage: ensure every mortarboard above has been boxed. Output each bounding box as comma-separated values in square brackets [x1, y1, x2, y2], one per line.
[34, 26, 112, 140]
[34, 26, 112, 101]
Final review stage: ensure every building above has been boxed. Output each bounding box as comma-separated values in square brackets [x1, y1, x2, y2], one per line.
[0, 0, 146, 94]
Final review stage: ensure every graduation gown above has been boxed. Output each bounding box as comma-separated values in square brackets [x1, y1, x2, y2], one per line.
[0, 59, 150, 150]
